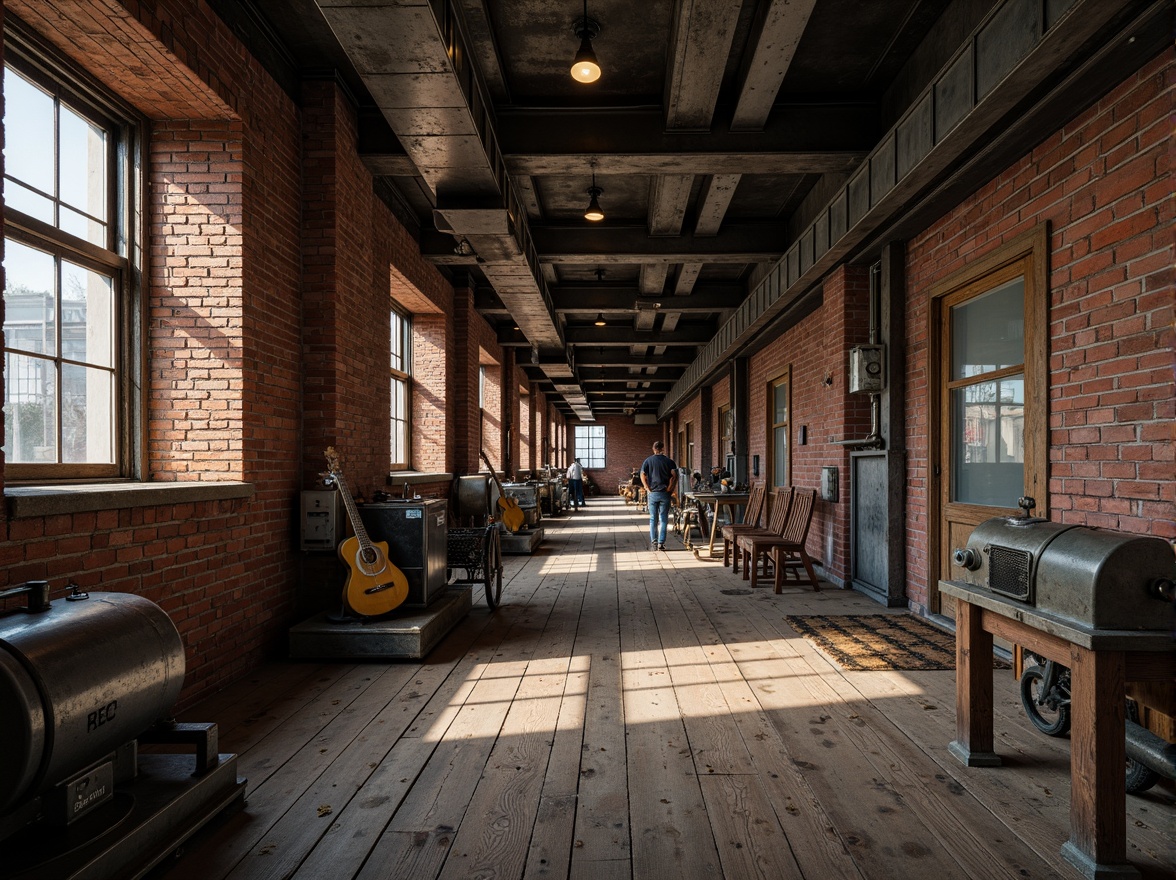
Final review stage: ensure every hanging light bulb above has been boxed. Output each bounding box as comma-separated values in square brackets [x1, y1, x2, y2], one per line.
[584, 170, 604, 222]
[570, 1, 601, 83]
[594, 313, 606, 327]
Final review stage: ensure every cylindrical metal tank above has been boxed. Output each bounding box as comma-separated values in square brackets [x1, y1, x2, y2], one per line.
[0, 592, 185, 813]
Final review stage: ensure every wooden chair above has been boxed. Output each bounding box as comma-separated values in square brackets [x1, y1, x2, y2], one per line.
[731, 487, 792, 574]
[718, 483, 765, 566]
[769, 499, 822, 592]
[737, 487, 816, 589]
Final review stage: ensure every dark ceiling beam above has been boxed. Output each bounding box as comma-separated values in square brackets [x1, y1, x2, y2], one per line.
[492, 106, 874, 176]
[529, 224, 784, 264]
[423, 225, 783, 264]
[577, 367, 682, 382]
[566, 324, 713, 346]
[574, 348, 697, 367]
[665, 0, 743, 130]
[550, 281, 745, 311]
[317, 0, 584, 405]
[730, 0, 818, 131]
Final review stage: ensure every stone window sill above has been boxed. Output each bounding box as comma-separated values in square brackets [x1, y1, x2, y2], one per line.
[5, 482, 254, 519]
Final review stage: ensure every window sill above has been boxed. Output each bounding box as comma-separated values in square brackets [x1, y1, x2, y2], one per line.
[5, 481, 254, 519]
[387, 472, 453, 486]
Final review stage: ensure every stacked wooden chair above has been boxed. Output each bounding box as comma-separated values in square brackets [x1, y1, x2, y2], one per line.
[717, 482, 766, 566]
[769, 494, 821, 592]
[730, 487, 792, 573]
[735, 487, 819, 591]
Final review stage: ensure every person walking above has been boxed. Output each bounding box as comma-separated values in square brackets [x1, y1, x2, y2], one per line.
[640, 440, 677, 551]
[566, 458, 586, 509]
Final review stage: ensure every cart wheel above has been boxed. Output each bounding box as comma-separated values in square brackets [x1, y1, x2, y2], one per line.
[1019, 665, 1071, 737]
[1125, 699, 1160, 794]
[484, 528, 503, 610]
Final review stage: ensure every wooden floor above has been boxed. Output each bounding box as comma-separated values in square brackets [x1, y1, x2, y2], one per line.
[155, 497, 1175, 880]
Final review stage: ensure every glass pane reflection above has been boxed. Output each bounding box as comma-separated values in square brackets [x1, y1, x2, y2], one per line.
[952, 376, 1025, 506]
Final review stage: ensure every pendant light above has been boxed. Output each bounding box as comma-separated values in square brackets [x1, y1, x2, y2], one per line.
[584, 170, 604, 222]
[571, 1, 601, 83]
[594, 313, 607, 326]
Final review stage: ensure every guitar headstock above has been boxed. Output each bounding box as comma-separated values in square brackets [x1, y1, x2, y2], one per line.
[324, 446, 341, 475]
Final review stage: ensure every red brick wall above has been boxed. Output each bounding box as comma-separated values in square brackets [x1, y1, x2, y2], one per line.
[742, 266, 871, 584]
[902, 51, 1173, 608]
[568, 416, 662, 496]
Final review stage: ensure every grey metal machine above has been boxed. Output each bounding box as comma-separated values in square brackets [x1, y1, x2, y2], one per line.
[0, 583, 245, 879]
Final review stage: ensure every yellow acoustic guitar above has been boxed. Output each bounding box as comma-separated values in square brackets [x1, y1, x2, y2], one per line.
[480, 449, 525, 532]
[324, 447, 409, 617]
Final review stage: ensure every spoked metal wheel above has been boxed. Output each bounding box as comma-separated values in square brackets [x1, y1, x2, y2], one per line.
[1019, 663, 1071, 737]
[483, 527, 503, 610]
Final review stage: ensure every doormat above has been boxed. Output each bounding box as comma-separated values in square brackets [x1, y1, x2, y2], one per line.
[784, 614, 1010, 672]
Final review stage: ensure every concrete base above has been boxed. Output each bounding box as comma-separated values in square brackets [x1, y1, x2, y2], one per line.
[501, 528, 544, 554]
[288, 585, 471, 660]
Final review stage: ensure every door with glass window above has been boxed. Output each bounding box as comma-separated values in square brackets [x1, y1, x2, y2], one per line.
[931, 234, 1047, 618]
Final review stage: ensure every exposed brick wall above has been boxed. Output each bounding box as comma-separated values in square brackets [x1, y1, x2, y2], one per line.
[903, 50, 1174, 607]
[568, 416, 662, 496]
[743, 266, 871, 584]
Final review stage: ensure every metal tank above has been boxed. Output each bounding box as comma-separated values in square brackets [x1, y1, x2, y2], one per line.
[0, 589, 185, 815]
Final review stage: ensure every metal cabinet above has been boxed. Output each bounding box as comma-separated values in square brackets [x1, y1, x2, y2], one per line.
[358, 499, 448, 608]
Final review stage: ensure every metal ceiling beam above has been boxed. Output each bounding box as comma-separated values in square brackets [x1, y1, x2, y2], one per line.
[528, 224, 784, 264]
[315, 0, 584, 405]
[565, 324, 713, 346]
[574, 348, 698, 367]
[491, 106, 874, 175]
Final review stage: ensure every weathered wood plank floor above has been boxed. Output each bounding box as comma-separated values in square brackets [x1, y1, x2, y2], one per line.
[155, 497, 1175, 880]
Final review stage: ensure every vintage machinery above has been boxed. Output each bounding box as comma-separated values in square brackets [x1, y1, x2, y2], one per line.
[0, 583, 244, 879]
[499, 482, 542, 528]
[941, 497, 1174, 879]
[948, 497, 1174, 630]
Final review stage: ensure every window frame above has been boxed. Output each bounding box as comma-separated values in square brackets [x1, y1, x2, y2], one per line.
[389, 308, 411, 471]
[767, 369, 791, 489]
[574, 424, 606, 469]
[2, 28, 143, 482]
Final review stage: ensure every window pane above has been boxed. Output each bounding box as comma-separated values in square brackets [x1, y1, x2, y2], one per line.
[951, 278, 1024, 379]
[390, 376, 407, 464]
[951, 376, 1025, 506]
[4, 239, 57, 356]
[773, 425, 788, 488]
[58, 102, 108, 232]
[3, 70, 54, 196]
[4, 351, 57, 462]
[773, 382, 788, 423]
[574, 425, 606, 468]
[61, 363, 113, 463]
[61, 260, 113, 367]
[5, 179, 54, 224]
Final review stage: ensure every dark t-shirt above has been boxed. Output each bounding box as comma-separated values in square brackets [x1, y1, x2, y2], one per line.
[641, 453, 678, 492]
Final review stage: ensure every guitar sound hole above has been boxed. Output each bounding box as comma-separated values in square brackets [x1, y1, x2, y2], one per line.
[360, 548, 378, 565]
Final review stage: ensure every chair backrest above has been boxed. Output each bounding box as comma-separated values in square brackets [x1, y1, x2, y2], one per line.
[780, 487, 816, 544]
[740, 483, 765, 527]
[765, 487, 793, 536]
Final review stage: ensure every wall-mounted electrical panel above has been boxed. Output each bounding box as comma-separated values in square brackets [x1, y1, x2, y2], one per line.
[300, 490, 344, 551]
[820, 466, 839, 503]
[848, 344, 886, 393]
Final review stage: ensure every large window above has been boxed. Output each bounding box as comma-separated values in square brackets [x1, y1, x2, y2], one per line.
[3, 48, 136, 480]
[574, 424, 606, 469]
[390, 310, 411, 470]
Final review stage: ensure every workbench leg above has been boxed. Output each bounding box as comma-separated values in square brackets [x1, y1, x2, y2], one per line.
[948, 601, 1001, 767]
[1061, 646, 1138, 880]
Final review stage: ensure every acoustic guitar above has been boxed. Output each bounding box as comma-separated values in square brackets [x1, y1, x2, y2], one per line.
[324, 447, 410, 617]
[480, 449, 525, 532]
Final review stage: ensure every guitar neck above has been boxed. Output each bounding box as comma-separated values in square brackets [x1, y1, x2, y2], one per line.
[334, 471, 372, 550]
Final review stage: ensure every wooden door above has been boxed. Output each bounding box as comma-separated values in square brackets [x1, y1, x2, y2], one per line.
[930, 228, 1048, 618]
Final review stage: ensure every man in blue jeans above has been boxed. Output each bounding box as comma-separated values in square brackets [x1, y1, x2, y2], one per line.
[640, 440, 678, 551]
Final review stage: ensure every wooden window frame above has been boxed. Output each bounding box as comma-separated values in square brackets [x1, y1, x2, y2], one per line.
[767, 368, 791, 489]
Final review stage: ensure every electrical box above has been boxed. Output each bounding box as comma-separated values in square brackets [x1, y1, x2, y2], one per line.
[300, 490, 344, 551]
[848, 344, 886, 393]
[820, 466, 839, 503]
